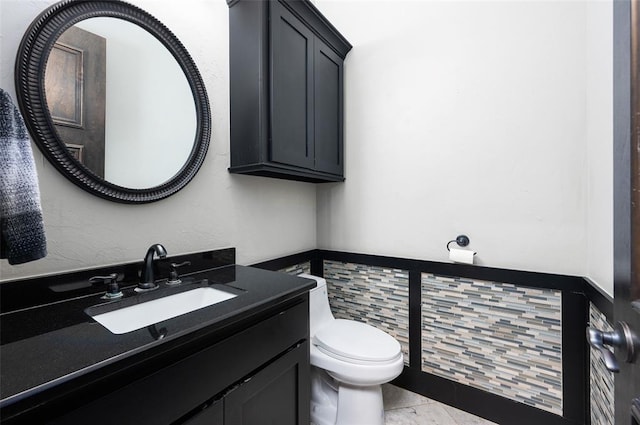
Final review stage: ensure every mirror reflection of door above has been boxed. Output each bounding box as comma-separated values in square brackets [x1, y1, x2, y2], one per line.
[45, 26, 106, 178]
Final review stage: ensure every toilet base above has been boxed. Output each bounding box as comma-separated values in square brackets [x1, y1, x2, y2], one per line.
[310, 367, 386, 425]
[311, 368, 338, 425]
[336, 383, 384, 425]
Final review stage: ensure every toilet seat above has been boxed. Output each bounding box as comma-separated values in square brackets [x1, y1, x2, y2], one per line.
[313, 319, 401, 364]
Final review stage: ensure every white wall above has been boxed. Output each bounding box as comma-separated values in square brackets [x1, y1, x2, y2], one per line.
[1, 0, 613, 295]
[0, 0, 317, 280]
[314, 0, 613, 294]
[586, 0, 614, 295]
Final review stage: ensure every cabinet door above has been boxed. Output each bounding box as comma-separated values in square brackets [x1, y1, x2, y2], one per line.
[224, 342, 310, 425]
[314, 40, 344, 175]
[182, 399, 223, 425]
[270, 1, 315, 170]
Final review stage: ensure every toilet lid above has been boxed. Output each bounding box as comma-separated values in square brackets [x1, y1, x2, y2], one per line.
[313, 319, 401, 363]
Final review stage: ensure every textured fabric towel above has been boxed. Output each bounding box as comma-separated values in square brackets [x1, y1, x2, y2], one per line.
[0, 88, 47, 264]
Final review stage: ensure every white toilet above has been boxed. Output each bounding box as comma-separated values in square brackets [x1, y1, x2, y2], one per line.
[301, 273, 404, 425]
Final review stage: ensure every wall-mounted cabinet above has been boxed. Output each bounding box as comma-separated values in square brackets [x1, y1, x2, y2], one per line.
[228, 0, 352, 183]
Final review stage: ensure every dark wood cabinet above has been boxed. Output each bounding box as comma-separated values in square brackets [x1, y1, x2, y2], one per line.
[44, 297, 310, 425]
[224, 342, 309, 425]
[183, 399, 224, 425]
[228, 0, 351, 183]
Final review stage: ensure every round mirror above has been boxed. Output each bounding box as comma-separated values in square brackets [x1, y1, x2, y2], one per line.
[15, 0, 210, 203]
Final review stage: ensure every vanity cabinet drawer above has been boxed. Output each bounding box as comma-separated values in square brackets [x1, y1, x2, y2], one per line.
[49, 298, 309, 425]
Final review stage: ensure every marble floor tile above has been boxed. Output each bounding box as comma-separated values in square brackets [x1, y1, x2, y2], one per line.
[383, 384, 497, 425]
[384, 403, 459, 425]
[383, 383, 436, 410]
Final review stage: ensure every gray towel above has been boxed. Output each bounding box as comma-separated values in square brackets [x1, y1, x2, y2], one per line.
[0, 88, 47, 265]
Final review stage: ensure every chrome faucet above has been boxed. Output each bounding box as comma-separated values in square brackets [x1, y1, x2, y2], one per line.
[138, 243, 167, 291]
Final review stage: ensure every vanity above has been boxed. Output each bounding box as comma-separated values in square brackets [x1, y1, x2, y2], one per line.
[3, 0, 331, 421]
[0, 249, 315, 424]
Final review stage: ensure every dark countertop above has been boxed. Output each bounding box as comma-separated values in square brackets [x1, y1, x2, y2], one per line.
[0, 264, 314, 411]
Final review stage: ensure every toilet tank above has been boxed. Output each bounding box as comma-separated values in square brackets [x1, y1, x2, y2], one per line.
[299, 273, 335, 336]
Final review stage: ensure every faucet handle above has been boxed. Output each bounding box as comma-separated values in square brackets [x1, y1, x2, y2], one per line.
[90, 273, 122, 299]
[168, 261, 191, 285]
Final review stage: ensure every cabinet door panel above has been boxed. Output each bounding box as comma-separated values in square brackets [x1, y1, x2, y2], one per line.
[314, 41, 343, 175]
[224, 342, 310, 425]
[181, 399, 223, 425]
[270, 2, 314, 169]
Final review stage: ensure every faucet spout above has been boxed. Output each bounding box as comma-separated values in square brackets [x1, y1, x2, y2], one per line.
[139, 243, 167, 290]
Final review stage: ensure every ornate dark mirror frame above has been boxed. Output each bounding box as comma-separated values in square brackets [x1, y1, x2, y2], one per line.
[15, 0, 211, 203]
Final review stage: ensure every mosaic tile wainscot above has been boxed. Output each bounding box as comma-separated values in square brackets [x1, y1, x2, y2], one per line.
[421, 273, 563, 415]
[281, 259, 572, 418]
[589, 303, 615, 425]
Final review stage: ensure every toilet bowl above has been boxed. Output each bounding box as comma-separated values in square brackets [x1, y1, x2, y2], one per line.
[301, 273, 404, 425]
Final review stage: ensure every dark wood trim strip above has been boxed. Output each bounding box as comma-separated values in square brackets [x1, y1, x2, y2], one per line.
[310, 256, 324, 277]
[254, 250, 613, 315]
[318, 250, 585, 292]
[561, 290, 589, 423]
[250, 250, 318, 271]
[393, 367, 579, 425]
[408, 270, 422, 370]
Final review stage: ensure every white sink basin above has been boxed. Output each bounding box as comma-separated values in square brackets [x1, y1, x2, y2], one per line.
[88, 287, 237, 334]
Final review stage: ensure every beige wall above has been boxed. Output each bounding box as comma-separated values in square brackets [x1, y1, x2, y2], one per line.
[0, 0, 317, 280]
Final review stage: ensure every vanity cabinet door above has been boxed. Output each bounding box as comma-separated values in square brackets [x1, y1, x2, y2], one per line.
[224, 341, 310, 425]
[182, 399, 223, 425]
